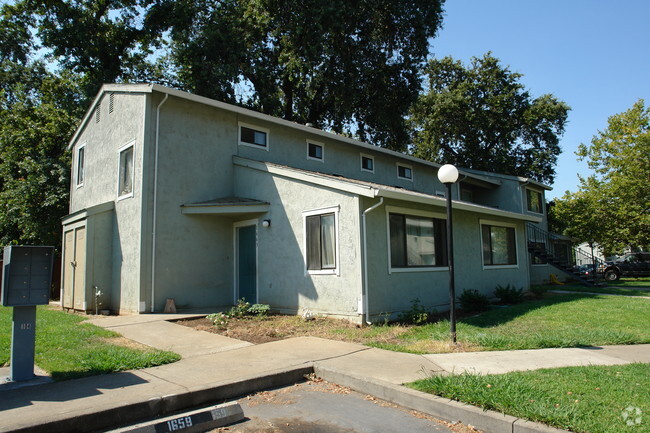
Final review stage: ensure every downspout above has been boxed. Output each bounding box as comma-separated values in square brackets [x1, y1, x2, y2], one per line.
[361, 197, 383, 325]
[150, 93, 169, 313]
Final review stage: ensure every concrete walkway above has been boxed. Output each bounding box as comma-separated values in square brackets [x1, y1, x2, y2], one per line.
[1, 313, 649, 433]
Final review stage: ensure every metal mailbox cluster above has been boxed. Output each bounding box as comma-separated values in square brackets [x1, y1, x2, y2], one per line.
[1, 246, 54, 307]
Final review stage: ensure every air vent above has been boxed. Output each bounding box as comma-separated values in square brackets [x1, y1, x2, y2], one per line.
[95, 103, 101, 123]
[109, 93, 114, 113]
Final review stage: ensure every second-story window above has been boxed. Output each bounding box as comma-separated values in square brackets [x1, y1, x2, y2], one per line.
[526, 189, 543, 213]
[76, 144, 85, 187]
[118, 142, 135, 199]
[239, 123, 269, 150]
[307, 141, 324, 161]
[397, 163, 413, 181]
[361, 154, 374, 172]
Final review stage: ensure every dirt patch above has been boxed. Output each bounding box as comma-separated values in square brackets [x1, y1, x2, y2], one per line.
[175, 314, 483, 353]
[175, 315, 413, 346]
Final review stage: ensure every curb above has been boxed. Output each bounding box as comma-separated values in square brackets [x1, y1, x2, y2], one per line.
[108, 402, 244, 433]
[3, 366, 312, 433]
[314, 365, 570, 433]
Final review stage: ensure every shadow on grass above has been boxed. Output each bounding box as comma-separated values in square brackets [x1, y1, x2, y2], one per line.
[459, 293, 594, 329]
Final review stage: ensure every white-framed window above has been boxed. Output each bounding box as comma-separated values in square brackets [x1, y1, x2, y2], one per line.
[239, 122, 269, 150]
[76, 143, 86, 188]
[481, 220, 518, 268]
[397, 163, 413, 181]
[360, 154, 374, 173]
[303, 206, 340, 275]
[117, 141, 135, 199]
[387, 206, 447, 272]
[307, 140, 324, 162]
[526, 188, 544, 214]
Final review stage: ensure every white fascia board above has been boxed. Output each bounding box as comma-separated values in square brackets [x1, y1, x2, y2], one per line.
[233, 156, 377, 198]
[376, 189, 542, 222]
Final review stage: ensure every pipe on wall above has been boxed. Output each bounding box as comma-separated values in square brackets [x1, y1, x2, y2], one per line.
[361, 197, 383, 325]
[151, 93, 169, 313]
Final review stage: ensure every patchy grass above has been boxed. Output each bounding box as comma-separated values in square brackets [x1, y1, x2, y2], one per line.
[409, 363, 650, 433]
[606, 277, 650, 288]
[0, 306, 180, 381]
[548, 284, 650, 297]
[180, 294, 650, 354]
[386, 294, 650, 353]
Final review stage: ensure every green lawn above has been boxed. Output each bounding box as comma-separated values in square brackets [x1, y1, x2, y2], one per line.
[0, 306, 180, 380]
[550, 284, 650, 297]
[370, 294, 650, 353]
[606, 276, 650, 288]
[409, 363, 649, 433]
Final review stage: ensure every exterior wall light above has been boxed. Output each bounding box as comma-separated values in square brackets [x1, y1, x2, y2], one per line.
[437, 164, 459, 344]
[262, 219, 271, 228]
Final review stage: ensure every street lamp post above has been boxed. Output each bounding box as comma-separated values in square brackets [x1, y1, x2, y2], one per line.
[437, 164, 459, 343]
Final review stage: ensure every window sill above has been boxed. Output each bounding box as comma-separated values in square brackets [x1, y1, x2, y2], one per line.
[117, 192, 134, 202]
[390, 266, 449, 274]
[307, 269, 338, 276]
[482, 264, 519, 270]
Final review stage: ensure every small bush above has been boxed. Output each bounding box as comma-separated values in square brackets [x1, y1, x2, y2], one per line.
[398, 298, 435, 325]
[228, 298, 251, 318]
[249, 303, 270, 316]
[493, 284, 524, 304]
[529, 285, 548, 298]
[457, 289, 490, 312]
[207, 312, 229, 329]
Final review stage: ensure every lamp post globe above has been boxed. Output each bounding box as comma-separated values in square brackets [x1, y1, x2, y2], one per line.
[438, 164, 459, 184]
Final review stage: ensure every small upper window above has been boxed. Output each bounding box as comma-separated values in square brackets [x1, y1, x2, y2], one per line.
[397, 163, 413, 181]
[361, 154, 374, 173]
[76, 144, 85, 187]
[118, 143, 135, 199]
[526, 189, 543, 213]
[307, 141, 324, 161]
[239, 123, 268, 149]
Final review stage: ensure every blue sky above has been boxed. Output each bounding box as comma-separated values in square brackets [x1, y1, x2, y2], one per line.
[430, 0, 650, 199]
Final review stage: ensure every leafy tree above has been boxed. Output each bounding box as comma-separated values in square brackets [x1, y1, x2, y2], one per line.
[0, 60, 83, 249]
[11, 0, 168, 101]
[163, 0, 445, 150]
[409, 53, 570, 184]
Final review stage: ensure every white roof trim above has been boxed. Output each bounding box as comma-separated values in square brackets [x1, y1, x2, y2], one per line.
[234, 156, 542, 223]
[68, 84, 500, 187]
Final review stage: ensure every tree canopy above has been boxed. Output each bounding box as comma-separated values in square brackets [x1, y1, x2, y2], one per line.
[409, 53, 570, 184]
[550, 100, 650, 254]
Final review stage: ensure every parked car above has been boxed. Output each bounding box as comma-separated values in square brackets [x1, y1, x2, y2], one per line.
[599, 252, 650, 281]
[573, 264, 597, 278]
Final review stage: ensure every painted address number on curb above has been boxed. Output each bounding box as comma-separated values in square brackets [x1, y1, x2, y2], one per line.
[153, 409, 227, 433]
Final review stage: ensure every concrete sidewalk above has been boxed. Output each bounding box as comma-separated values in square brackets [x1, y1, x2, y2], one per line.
[1, 314, 649, 433]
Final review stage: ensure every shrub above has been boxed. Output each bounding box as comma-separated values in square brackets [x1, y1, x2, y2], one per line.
[248, 303, 270, 316]
[457, 289, 490, 312]
[228, 298, 251, 318]
[493, 284, 525, 304]
[207, 312, 229, 329]
[398, 298, 434, 325]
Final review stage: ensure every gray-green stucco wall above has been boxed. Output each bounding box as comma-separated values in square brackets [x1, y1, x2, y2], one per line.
[68, 92, 147, 313]
[235, 165, 363, 318]
[362, 197, 530, 318]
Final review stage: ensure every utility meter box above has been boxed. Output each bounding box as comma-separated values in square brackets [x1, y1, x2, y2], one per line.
[1, 246, 54, 307]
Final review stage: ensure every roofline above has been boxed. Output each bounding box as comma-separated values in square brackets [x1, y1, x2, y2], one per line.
[68, 83, 500, 187]
[234, 156, 542, 223]
[461, 166, 552, 190]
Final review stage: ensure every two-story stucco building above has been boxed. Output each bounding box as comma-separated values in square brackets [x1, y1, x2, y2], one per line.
[61, 83, 556, 322]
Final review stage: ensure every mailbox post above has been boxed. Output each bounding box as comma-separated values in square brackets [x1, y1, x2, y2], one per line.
[1, 246, 54, 382]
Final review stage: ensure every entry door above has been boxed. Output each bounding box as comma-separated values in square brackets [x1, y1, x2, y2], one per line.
[236, 224, 257, 303]
[62, 226, 86, 310]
